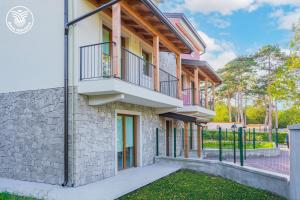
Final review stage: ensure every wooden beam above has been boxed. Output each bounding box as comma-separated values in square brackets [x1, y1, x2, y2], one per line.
[197, 126, 202, 158]
[112, 3, 121, 77]
[120, 2, 181, 54]
[176, 54, 182, 99]
[153, 36, 160, 91]
[194, 68, 199, 105]
[205, 78, 208, 108]
[184, 121, 189, 158]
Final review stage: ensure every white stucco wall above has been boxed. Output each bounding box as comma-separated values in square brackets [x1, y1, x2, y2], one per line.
[0, 0, 64, 93]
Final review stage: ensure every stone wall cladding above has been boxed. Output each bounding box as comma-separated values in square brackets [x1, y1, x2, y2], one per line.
[74, 94, 160, 186]
[0, 88, 64, 185]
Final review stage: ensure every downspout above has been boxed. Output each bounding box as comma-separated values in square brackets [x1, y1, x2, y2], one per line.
[63, 0, 69, 187]
[62, 0, 120, 187]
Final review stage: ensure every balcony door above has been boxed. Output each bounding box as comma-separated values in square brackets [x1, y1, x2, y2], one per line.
[102, 26, 112, 77]
[117, 114, 136, 171]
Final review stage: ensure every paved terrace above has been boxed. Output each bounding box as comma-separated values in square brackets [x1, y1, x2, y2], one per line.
[0, 164, 180, 200]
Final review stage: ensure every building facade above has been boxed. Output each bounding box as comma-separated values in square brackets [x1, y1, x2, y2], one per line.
[0, 0, 220, 187]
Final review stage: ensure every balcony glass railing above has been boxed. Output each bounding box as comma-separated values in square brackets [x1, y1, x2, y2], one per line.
[80, 43, 178, 98]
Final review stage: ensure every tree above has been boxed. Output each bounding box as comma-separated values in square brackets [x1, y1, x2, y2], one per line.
[212, 102, 229, 122]
[216, 68, 237, 122]
[221, 56, 256, 126]
[254, 45, 286, 140]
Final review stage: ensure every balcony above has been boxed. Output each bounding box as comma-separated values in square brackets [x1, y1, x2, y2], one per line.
[178, 88, 215, 119]
[78, 42, 182, 108]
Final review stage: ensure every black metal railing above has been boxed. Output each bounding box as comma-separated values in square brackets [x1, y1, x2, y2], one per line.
[159, 69, 178, 98]
[199, 89, 205, 107]
[80, 42, 112, 80]
[182, 88, 195, 105]
[121, 48, 155, 90]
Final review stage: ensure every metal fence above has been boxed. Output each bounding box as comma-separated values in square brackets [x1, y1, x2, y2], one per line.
[202, 127, 290, 175]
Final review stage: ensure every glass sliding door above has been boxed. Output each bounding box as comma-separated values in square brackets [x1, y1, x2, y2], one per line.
[117, 114, 136, 171]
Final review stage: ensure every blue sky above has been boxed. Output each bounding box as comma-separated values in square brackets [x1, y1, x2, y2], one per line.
[159, 0, 300, 70]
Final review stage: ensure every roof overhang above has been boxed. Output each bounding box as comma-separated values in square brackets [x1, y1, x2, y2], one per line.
[159, 112, 207, 124]
[182, 59, 222, 85]
[89, 0, 193, 54]
[164, 13, 206, 51]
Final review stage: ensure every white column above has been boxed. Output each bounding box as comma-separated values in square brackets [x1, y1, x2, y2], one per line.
[288, 124, 300, 200]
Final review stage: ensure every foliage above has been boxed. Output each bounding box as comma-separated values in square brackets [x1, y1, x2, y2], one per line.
[211, 102, 229, 122]
[0, 193, 37, 200]
[246, 104, 266, 124]
[204, 130, 287, 144]
[203, 140, 274, 149]
[278, 107, 300, 128]
[119, 170, 284, 200]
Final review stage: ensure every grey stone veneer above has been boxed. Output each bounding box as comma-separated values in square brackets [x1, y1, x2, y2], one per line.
[73, 94, 161, 186]
[0, 88, 64, 185]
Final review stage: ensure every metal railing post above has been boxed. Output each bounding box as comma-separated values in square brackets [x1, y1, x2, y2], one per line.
[239, 127, 244, 166]
[233, 130, 236, 163]
[174, 128, 177, 158]
[276, 128, 279, 148]
[156, 128, 159, 156]
[218, 127, 222, 161]
[225, 128, 228, 141]
[253, 128, 256, 149]
[244, 128, 246, 160]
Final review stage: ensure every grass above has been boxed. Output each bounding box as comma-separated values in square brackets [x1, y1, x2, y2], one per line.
[0, 193, 37, 200]
[119, 170, 285, 200]
[204, 140, 274, 149]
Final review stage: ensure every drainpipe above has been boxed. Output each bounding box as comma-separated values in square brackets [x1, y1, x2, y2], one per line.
[63, 0, 120, 187]
[63, 0, 69, 187]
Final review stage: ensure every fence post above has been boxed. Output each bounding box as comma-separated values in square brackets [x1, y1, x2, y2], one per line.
[174, 128, 177, 158]
[275, 128, 279, 148]
[226, 128, 228, 141]
[233, 129, 236, 163]
[156, 128, 159, 156]
[218, 127, 222, 161]
[248, 128, 251, 143]
[244, 128, 246, 160]
[253, 128, 256, 149]
[288, 124, 300, 200]
[239, 127, 244, 166]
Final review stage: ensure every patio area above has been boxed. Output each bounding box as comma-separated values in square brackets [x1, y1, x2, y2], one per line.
[0, 164, 180, 200]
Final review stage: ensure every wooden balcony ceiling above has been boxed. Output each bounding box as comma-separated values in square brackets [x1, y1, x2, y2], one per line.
[183, 64, 222, 85]
[89, 0, 192, 53]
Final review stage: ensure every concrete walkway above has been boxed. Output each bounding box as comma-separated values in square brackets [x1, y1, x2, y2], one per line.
[0, 164, 180, 200]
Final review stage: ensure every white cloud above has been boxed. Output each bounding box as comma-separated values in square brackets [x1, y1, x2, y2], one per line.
[270, 9, 300, 30]
[182, 0, 300, 15]
[184, 0, 255, 15]
[208, 16, 231, 28]
[198, 31, 237, 70]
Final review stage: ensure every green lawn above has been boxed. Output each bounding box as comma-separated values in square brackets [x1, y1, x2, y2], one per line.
[203, 140, 274, 149]
[0, 193, 37, 200]
[119, 170, 285, 200]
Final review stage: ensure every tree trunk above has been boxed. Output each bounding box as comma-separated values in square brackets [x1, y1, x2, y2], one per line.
[264, 101, 268, 132]
[268, 95, 273, 141]
[238, 90, 244, 125]
[275, 100, 278, 129]
[227, 97, 232, 123]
